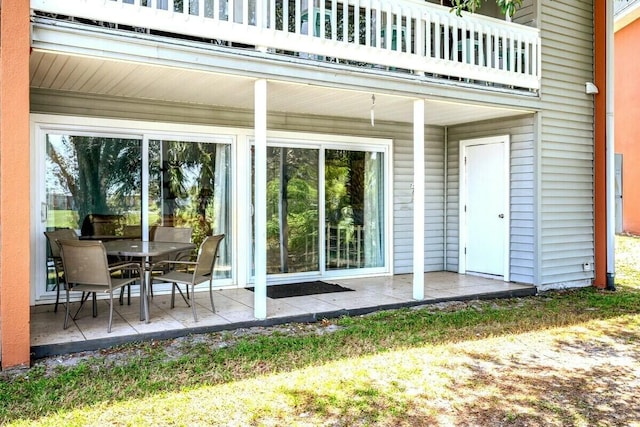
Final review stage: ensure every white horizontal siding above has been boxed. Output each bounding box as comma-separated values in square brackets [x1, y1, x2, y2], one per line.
[393, 126, 446, 274]
[535, 0, 596, 287]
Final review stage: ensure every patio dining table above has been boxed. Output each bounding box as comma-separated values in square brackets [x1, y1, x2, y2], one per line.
[103, 240, 196, 323]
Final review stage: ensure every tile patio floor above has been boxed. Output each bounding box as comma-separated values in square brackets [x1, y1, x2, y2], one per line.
[30, 272, 536, 359]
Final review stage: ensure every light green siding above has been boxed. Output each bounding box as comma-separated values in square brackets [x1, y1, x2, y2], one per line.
[538, 0, 595, 286]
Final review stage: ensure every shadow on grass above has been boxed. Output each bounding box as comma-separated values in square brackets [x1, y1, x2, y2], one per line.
[446, 316, 640, 426]
[3, 286, 640, 424]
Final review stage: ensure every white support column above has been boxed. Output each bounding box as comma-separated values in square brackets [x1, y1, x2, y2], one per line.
[605, 0, 616, 290]
[413, 99, 425, 300]
[254, 79, 268, 319]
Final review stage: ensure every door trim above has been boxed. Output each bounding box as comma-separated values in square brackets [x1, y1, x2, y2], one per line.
[458, 135, 510, 281]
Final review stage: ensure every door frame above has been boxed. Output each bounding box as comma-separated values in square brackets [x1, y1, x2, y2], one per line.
[458, 135, 510, 281]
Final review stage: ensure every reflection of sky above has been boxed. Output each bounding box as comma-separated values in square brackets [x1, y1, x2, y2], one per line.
[46, 134, 75, 195]
[183, 166, 200, 188]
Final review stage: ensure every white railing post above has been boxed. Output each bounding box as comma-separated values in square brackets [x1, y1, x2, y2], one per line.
[342, 0, 348, 43]
[447, 16, 455, 62]
[405, 8, 412, 54]
[308, 0, 315, 38]
[355, 1, 361, 46]
[320, 0, 326, 38]
[365, 0, 371, 47]
[424, 11, 431, 59]
[295, 0, 301, 34]
[269, 0, 275, 29]
[331, 0, 337, 41]
[283, 0, 289, 32]
[243, 0, 249, 24]
[374, 6, 381, 48]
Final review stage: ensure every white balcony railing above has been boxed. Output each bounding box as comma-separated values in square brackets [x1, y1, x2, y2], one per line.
[31, 0, 541, 90]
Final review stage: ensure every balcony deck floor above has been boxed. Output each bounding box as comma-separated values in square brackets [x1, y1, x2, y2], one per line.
[31, 272, 536, 359]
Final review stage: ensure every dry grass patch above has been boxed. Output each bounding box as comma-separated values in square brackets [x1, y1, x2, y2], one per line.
[6, 313, 640, 426]
[2, 235, 640, 426]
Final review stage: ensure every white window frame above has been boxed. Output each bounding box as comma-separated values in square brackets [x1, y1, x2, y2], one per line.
[30, 114, 237, 304]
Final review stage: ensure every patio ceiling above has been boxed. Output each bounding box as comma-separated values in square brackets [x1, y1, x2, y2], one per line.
[30, 50, 531, 126]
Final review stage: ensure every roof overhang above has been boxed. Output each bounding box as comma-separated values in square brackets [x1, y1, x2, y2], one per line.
[30, 19, 536, 127]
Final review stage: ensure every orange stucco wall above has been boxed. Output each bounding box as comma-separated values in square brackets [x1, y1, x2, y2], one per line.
[615, 18, 640, 235]
[0, 0, 32, 369]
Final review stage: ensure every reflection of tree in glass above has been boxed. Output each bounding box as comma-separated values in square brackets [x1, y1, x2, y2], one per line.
[326, 150, 364, 230]
[46, 135, 141, 229]
[266, 147, 319, 273]
[155, 141, 225, 249]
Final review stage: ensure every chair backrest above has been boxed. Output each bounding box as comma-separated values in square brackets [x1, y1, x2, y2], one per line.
[81, 214, 124, 237]
[194, 234, 225, 278]
[44, 229, 79, 259]
[58, 239, 112, 287]
[153, 226, 193, 243]
[123, 225, 142, 238]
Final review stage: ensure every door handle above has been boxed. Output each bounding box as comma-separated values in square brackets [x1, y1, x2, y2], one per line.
[498, 214, 504, 218]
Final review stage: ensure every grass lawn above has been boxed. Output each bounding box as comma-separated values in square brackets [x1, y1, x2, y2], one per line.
[2, 236, 640, 426]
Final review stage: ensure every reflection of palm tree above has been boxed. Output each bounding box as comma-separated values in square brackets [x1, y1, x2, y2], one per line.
[158, 141, 219, 247]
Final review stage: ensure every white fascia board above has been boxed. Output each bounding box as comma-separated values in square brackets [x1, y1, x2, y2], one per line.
[615, 0, 640, 32]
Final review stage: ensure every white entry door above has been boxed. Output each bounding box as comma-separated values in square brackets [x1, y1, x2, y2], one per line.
[460, 136, 510, 279]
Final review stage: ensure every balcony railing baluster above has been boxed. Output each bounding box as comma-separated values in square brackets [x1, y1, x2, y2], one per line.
[31, 0, 541, 90]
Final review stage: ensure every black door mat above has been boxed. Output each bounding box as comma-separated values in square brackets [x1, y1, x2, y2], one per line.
[247, 281, 354, 299]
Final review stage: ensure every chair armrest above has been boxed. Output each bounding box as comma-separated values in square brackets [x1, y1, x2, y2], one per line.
[150, 259, 197, 274]
[108, 260, 136, 269]
[109, 262, 143, 275]
[151, 260, 197, 268]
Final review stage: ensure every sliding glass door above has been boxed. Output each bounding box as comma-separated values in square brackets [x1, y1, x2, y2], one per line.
[325, 149, 384, 270]
[254, 141, 386, 279]
[264, 146, 320, 274]
[40, 130, 232, 300]
[149, 139, 231, 277]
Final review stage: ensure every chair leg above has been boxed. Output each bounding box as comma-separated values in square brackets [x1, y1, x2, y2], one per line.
[53, 277, 61, 313]
[170, 283, 176, 309]
[92, 293, 98, 317]
[108, 292, 114, 333]
[191, 284, 198, 322]
[73, 292, 91, 320]
[119, 285, 132, 306]
[171, 283, 190, 308]
[209, 279, 216, 313]
[63, 288, 71, 329]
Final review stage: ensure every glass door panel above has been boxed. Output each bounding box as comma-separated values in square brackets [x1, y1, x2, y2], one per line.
[253, 144, 385, 278]
[46, 134, 142, 233]
[325, 149, 384, 270]
[45, 134, 142, 290]
[148, 140, 231, 278]
[263, 147, 320, 274]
